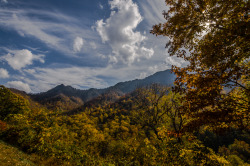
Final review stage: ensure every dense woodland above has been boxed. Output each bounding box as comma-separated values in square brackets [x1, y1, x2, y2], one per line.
[1, 84, 249, 165]
[0, 0, 249, 165]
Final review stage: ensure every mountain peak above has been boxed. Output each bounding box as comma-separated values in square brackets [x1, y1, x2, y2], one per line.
[31, 69, 175, 110]
[52, 84, 74, 91]
[58, 84, 65, 87]
[54, 84, 66, 89]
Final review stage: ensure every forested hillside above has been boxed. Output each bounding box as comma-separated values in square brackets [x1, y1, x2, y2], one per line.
[30, 69, 175, 111]
[0, 84, 249, 165]
[0, 0, 249, 165]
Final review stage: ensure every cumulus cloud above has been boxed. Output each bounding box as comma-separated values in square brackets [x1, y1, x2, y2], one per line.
[6, 81, 31, 93]
[1, 49, 45, 70]
[73, 37, 84, 52]
[0, 68, 9, 78]
[96, 0, 154, 64]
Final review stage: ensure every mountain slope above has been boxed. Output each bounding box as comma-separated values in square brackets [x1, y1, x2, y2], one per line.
[0, 140, 37, 166]
[107, 69, 175, 94]
[30, 69, 175, 110]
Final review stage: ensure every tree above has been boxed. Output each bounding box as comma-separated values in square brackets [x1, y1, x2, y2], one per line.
[151, 0, 249, 131]
[134, 84, 184, 142]
[0, 85, 30, 121]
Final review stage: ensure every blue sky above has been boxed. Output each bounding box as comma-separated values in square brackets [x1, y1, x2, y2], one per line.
[0, 0, 186, 93]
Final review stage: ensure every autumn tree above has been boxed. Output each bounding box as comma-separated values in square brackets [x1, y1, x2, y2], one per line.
[134, 84, 184, 142]
[151, 0, 249, 131]
[0, 85, 30, 121]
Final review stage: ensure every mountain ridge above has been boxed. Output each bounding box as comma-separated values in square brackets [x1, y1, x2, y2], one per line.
[30, 69, 175, 110]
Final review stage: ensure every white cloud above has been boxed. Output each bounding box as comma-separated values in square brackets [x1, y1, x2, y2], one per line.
[139, 72, 147, 79]
[23, 69, 36, 74]
[11, 13, 61, 47]
[19, 63, 161, 92]
[96, 53, 106, 59]
[138, 0, 167, 26]
[1, 0, 7, 3]
[22, 67, 109, 92]
[165, 56, 189, 68]
[0, 8, 98, 56]
[99, 3, 104, 9]
[1, 49, 45, 70]
[108, 55, 118, 64]
[0, 68, 9, 78]
[73, 37, 84, 52]
[96, 0, 154, 64]
[90, 42, 97, 49]
[6, 81, 31, 93]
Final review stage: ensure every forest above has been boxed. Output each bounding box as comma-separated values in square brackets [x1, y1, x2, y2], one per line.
[0, 0, 249, 165]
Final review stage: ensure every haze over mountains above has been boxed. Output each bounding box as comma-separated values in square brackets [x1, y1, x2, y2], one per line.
[30, 69, 175, 109]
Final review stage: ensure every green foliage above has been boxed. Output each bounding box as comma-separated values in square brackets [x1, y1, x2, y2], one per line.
[219, 139, 250, 165]
[150, 1, 249, 165]
[227, 155, 245, 166]
[1, 85, 247, 165]
[1, 0, 249, 165]
[0, 140, 37, 166]
[0, 85, 30, 121]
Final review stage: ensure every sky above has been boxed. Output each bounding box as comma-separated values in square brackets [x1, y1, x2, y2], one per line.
[0, 0, 187, 93]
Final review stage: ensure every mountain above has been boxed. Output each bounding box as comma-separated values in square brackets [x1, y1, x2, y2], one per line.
[30, 69, 175, 110]
[108, 69, 175, 94]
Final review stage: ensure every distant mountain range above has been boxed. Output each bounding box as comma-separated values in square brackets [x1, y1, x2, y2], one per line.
[30, 69, 175, 110]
